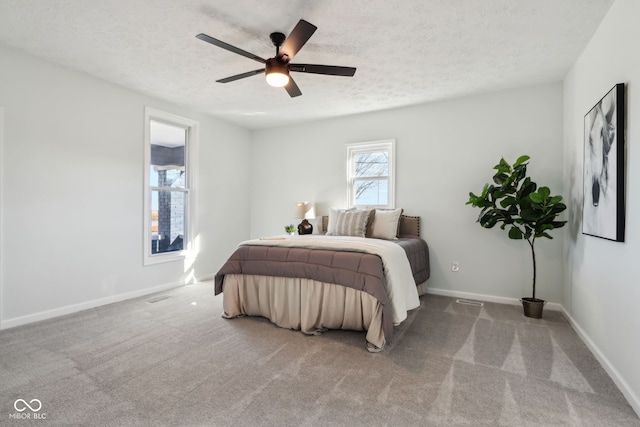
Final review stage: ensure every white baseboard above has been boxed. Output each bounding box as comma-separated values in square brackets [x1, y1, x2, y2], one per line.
[425, 287, 563, 311]
[559, 306, 640, 418]
[425, 286, 639, 417]
[1, 280, 187, 330]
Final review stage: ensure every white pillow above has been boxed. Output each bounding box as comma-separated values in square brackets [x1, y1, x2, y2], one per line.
[326, 207, 354, 234]
[371, 209, 403, 240]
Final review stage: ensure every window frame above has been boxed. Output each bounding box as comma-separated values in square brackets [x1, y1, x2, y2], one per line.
[346, 139, 396, 209]
[143, 107, 198, 266]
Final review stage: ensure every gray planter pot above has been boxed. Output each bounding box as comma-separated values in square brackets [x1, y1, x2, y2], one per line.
[521, 297, 546, 319]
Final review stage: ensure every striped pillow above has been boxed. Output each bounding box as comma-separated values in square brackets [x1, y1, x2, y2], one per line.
[327, 209, 371, 237]
[326, 207, 355, 235]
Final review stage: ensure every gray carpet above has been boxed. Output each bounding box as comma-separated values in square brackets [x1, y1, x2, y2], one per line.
[1, 281, 638, 426]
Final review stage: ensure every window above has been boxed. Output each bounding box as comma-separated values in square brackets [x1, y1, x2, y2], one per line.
[143, 108, 197, 265]
[347, 139, 395, 209]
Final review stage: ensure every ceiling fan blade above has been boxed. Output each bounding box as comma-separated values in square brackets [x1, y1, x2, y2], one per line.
[196, 33, 266, 64]
[279, 20, 317, 60]
[216, 69, 265, 83]
[284, 77, 302, 97]
[290, 64, 356, 77]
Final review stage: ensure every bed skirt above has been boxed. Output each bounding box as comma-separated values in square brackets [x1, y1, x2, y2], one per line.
[221, 274, 386, 352]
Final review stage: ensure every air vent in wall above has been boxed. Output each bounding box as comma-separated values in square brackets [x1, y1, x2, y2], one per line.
[455, 299, 484, 307]
[146, 296, 172, 304]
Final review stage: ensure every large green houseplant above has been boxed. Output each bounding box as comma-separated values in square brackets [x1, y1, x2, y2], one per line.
[466, 155, 567, 318]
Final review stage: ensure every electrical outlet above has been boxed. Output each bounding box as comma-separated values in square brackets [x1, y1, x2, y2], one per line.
[451, 261, 460, 272]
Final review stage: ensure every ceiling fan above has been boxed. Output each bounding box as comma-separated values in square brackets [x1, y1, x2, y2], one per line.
[196, 19, 356, 97]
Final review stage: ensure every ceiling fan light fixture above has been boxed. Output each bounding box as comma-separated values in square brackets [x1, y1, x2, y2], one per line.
[266, 71, 289, 87]
[265, 59, 290, 87]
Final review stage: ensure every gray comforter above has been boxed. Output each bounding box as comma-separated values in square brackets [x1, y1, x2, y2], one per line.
[214, 237, 430, 343]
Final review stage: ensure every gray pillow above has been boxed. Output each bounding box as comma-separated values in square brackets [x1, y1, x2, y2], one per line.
[327, 210, 371, 237]
[326, 207, 355, 235]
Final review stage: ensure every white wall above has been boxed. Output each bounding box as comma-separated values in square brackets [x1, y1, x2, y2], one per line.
[251, 83, 566, 304]
[0, 46, 252, 328]
[563, 0, 640, 413]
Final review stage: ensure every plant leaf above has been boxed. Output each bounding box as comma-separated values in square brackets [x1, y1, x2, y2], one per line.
[513, 155, 530, 167]
[500, 196, 517, 208]
[509, 226, 524, 239]
[529, 192, 544, 203]
[549, 195, 563, 205]
[538, 186, 551, 199]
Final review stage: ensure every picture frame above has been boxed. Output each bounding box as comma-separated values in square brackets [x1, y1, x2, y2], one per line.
[582, 83, 625, 242]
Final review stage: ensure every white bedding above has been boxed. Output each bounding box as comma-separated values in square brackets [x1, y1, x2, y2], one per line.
[239, 235, 421, 324]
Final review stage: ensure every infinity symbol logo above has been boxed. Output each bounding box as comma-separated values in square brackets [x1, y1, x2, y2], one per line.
[14, 399, 42, 412]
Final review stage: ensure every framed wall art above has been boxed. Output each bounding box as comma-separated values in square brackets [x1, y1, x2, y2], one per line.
[582, 83, 625, 242]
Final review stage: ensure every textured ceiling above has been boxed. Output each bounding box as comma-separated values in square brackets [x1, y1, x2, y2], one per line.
[0, 0, 614, 130]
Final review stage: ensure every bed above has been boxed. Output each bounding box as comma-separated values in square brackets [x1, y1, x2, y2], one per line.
[214, 210, 430, 351]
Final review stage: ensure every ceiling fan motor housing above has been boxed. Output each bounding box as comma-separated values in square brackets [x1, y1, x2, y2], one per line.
[266, 57, 289, 73]
[270, 32, 286, 48]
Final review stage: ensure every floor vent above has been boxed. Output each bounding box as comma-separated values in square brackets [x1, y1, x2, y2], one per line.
[456, 299, 484, 307]
[146, 296, 172, 304]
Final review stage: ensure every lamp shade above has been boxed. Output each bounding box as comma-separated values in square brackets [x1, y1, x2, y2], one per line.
[293, 203, 306, 219]
[294, 202, 316, 219]
[305, 204, 316, 220]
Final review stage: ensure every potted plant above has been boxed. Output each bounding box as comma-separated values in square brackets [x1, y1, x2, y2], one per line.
[466, 155, 567, 318]
[284, 224, 297, 235]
